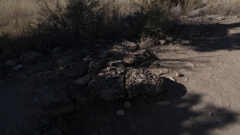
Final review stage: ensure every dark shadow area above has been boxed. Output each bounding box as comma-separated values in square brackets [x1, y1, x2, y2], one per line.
[175, 22, 240, 52]
[56, 78, 239, 135]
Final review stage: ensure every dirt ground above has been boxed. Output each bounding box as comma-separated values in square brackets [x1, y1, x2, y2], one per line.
[0, 15, 240, 135]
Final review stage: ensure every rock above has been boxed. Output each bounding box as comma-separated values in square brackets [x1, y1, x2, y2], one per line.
[74, 74, 90, 85]
[117, 41, 138, 52]
[36, 89, 74, 116]
[89, 59, 107, 70]
[32, 61, 52, 72]
[60, 62, 87, 78]
[4, 58, 19, 67]
[51, 47, 61, 55]
[187, 62, 196, 68]
[89, 67, 126, 101]
[159, 40, 166, 45]
[125, 68, 164, 98]
[99, 51, 109, 59]
[169, 77, 176, 82]
[83, 55, 91, 62]
[12, 64, 23, 70]
[38, 71, 57, 80]
[116, 110, 125, 116]
[55, 56, 74, 65]
[21, 51, 43, 63]
[123, 50, 152, 65]
[124, 101, 132, 109]
[139, 37, 155, 49]
[176, 72, 184, 77]
[108, 60, 122, 66]
[129, 124, 137, 131]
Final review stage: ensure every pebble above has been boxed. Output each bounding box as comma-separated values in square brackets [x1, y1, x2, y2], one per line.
[12, 64, 23, 71]
[124, 101, 132, 109]
[169, 77, 176, 81]
[176, 72, 184, 77]
[159, 40, 166, 45]
[116, 110, 125, 116]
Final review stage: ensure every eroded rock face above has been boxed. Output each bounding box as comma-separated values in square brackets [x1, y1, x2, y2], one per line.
[89, 67, 126, 101]
[125, 68, 164, 98]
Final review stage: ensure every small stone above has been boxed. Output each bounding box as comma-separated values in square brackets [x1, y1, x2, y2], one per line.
[83, 55, 91, 62]
[4, 59, 19, 67]
[108, 60, 122, 66]
[159, 40, 166, 45]
[74, 74, 90, 85]
[176, 72, 184, 77]
[124, 101, 132, 109]
[55, 56, 74, 65]
[129, 124, 137, 131]
[12, 64, 23, 70]
[169, 77, 176, 81]
[99, 51, 109, 59]
[116, 110, 125, 116]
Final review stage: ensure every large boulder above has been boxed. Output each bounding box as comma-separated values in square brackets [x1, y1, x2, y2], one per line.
[89, 67, 126, 101]
[125, 68, 164, 98]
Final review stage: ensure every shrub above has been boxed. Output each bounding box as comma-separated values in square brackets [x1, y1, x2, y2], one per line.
[133, 0, 176, 43]
[27, 0, 107, 50]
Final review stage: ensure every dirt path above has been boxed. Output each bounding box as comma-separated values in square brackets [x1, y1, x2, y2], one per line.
[0, 15, 240, 135]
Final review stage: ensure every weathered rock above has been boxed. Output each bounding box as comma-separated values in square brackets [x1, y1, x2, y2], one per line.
[38, 71, 57, 80]
[139, 37, 155, 49]
[51, 47, 61, 55]
[108, 60, 122, 66]
[55, 56, 74, 66]
[60, 62, 87, 78]
[125, 68, 164, 98]
[21, 51, 43, 63]
[113, 41, 138, 52]
[116, 110, 125, 116]
[176, 72, 184, 77]
[4, 59, 19, 67]
[124, 101, 132, 109]
[99, 51, 109, 59]
[89, 67, 126, 101]
[122, 50, 152, 65]
[89, 59, 107, 70]
[32, 61, 53, 72]
[159, 40, 166, 45]
[12, 64, 23, 71]
[74, 74, 90, 85]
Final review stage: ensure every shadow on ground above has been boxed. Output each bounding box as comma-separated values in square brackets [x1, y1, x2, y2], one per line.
[57, 78, 238, 135]
[176, 22, 240, 52]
